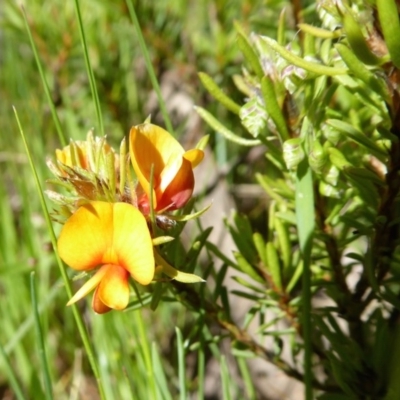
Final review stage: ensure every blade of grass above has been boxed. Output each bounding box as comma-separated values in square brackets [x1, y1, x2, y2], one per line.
[13, 107, 106, 400]
[134, 310, 157, 399]
[295, 155, 314, 400]
[30, 272, 53, 400]
[196, 333, 206, 400]
[73, 0, 104, 136]
[220, 355, 232, 400]
[125, 0, 174, 136]
[5, 279, 61, 354]
[21, 6, 65, 147]
[151, 342, 173, 400]
[237, 357, 256, 400]
[0, 342, 27, 400]
[175, 327, 186, 400]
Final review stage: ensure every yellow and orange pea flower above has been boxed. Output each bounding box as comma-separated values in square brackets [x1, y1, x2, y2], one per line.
[57, 201, 154, 314]
[130, 123, 204, 214]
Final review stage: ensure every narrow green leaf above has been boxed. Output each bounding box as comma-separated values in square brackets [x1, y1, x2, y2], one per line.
[298, 23, 342, 39]
[198, 72, 241, 114]
[30, 272, 53, 400]
[197, 335, 206, 400]
[175, 328, 186, 400]
[335, 43, 389, 102]
[21, 6, 65, 146]
[327, 147, 352, 170]
[277, 8, 287, 45]
[295, 156, 315, 400]
[237, 358, 257, 400]
[286, 260, 303, 294]
[266, 242, 282, 291]
[206, 242, 237, 269]
[326, 119, 387, 158]
[220, 356, 233, 400]
[151, 343, 173, 400]
[232, 275, 265, 293]
[150, 281, 164, 311]
[236, 32, 264, 79]
[233, 252, 264, 284]
[0, 343, 27, 400]
[377, 0, 400, 69]
[168, 203, 212, 222]
[195, 106, 261, 146]
[126, 0, 174, 135]
[261, 76, 290, 142]
[344, 166, 385, 187]
[262, 36, 348, 76]
[232, 212, 257, 260]
[73, 0, 104, 136]
[274, 217, 291, 271]
[343, 12, 381, 65]
[253, 233, 267, 266]
[213, 264, 229, 302]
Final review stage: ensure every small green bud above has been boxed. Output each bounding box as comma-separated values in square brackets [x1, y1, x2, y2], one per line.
[319, 181, 341, 198]
[309, 140, 328, 173]
[323, 162, 340, 187]
[322, 123, 341, 145]
[283, 138, 305, 170]
[239, 96, 268, 138]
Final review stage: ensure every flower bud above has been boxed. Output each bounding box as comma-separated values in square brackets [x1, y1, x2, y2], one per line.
[283, 138, 305, 170]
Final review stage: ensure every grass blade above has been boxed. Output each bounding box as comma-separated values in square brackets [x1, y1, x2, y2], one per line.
[0, 342, 27, 400]
[220, 355, 232, 400]
[30, 272, 53, 400]
[125, 0, 174, 135]
[73, 0, 104, 136]
[175, 327, 186, 400]
[21, 6, 65, 146]
[151, 343, 173, 400]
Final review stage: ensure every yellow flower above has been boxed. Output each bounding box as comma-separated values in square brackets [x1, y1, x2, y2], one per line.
[129, 123, 204, 213]
[57, 201, 154, 313]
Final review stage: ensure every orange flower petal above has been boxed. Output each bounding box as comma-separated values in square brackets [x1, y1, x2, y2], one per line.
[66, 265, 109, 306]
[92, 289, 111, 314]
[57, 202, 114, 271]
[184, 149, 204, 168]
[58, 201, 154, 285]
[157, 158, 194, 211]
[130, 124, 185, 209]
[158, 156, 183, 193]
[96, 264, 130, 311]
[112, 202, 155, 285]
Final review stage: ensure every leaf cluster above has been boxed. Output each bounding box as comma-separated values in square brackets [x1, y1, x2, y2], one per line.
[197, 0, 400, 397]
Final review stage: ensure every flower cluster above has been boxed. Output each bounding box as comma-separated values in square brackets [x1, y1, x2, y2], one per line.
[47, 123, 206, 313]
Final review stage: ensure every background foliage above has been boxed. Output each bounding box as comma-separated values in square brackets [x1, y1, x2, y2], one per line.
[2, 0, 400, 399]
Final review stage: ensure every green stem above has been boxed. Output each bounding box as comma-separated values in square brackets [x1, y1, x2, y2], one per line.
[125, 0, 174, 136]
[74, 0, 104, 136]
[30, 272, 53, 400]
[0, 342, 27, 400]
[21, 6, 65, 147]
[135, 311, 157, 399]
